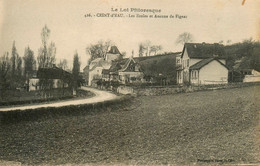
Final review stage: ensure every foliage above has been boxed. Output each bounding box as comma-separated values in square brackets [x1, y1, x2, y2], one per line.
[0, 52, 11, 99]
[10, 41, 23, 88]
[86, 40, 113, 64]
[225, 39, 260, 71]
[72, 51, 81, 88]
[23, 46, 36, 78]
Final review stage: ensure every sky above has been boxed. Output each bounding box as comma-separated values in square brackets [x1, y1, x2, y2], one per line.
[0, 0, 259, 70]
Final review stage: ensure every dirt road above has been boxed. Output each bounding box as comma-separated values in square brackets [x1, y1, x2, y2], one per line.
[0, 87, 119, 112]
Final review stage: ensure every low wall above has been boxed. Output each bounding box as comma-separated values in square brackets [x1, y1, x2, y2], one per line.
[127, 82, 260, 96]
[117, 86, 134, 95]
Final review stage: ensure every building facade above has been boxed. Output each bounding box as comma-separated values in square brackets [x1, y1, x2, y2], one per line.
[177, 43, 228, 85]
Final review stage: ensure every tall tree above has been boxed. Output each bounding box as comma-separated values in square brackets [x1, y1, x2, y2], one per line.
[0, 52, 11, 99]
[23, 46, 36, 79]
[17, 56, 22, 80]
[72, 51, 81, 89]
[11, 41, 18, 78]
[10, 41, 23, 87]
[86, 40, 113, 64]
[37, 25, 56, 68]
[175, 32, 194, 45]
[37, 25, 56, 93]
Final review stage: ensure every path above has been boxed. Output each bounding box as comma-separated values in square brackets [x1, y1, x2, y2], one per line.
[0, 87, 119, 112]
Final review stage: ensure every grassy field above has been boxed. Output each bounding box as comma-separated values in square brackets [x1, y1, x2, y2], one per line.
[0, 86, 260, 165]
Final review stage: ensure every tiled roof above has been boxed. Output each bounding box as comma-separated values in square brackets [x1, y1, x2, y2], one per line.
[89, 58, 111, 71]
[183, 43, 226, 59]
[37, 66, 72, 79]
[189, 58, 228, 70]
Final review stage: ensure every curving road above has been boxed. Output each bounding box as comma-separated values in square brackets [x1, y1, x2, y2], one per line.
[0, 87, 119, 112]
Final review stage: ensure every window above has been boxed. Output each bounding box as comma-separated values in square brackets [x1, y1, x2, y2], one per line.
[187, 59, 189, 67]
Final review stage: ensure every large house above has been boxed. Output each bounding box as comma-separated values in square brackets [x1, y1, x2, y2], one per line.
[177, 43, 229, 85]
[103, 57, 144, 84]
[87, 46, 123, 86]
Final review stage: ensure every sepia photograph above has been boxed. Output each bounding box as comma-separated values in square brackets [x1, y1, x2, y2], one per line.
[0, 0, 260, 165]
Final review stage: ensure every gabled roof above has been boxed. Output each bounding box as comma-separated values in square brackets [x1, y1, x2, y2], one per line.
[189, 58, 228, 70]
[182, 43, 226, 59]
[37, 66, 72, 79]
[107, 46, 121, 54]
[118, 58, 136, 72]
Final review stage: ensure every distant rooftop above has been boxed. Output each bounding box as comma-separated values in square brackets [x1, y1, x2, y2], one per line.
[107, 46, 121, 54]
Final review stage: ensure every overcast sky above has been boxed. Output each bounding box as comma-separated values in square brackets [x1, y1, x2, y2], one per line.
[0, 0, 259, 70]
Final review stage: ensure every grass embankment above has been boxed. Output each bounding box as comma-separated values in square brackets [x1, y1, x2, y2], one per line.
[0, 88, 94, 107]
[0, 86, 259, 165]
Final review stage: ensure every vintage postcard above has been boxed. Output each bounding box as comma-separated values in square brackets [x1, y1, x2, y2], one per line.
[0, 0, 260, 165]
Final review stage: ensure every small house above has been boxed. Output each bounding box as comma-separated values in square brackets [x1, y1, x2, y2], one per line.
[177, 43, 229, 85]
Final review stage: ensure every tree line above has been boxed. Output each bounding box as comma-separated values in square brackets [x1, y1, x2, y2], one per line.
[86, 32, 194, 64]
[0, 25, 81, 99]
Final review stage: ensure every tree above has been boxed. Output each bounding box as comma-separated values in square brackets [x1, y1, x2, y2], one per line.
[0, 52, 11, 99]
[139, 41, 162, 56]
[17, 56, 22, 81]
[10, 41, 23, 87]
[175, 32, 194, 45]
[11, 41, 17, 77]
[37, 25, 56, 93]
[23, 46, 36, 79]
[37, 25, 56, 68]
[57, 59, 68, 70]
[72, 51, 81, 90]
[149, 45, 162, 56]
[86, 40, 113, 64]
[139, 43, 146, 57]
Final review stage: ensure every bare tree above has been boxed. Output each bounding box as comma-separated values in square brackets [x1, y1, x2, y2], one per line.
[37, 25, 56, 94]
[175, 32, 194, 45]
[150, 45, 162, 56]
[57, 59, 68, 70]
[37, 25, 56, 68]
[139, 41, 162, 56]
